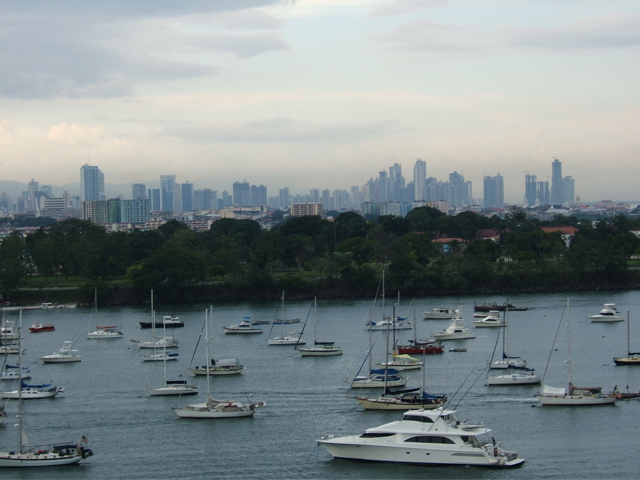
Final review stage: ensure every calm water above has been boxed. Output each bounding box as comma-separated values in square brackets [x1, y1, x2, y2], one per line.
[2, 291, 640, 479]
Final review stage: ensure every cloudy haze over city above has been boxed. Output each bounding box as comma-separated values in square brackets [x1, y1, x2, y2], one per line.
[1, 0, 639, 203]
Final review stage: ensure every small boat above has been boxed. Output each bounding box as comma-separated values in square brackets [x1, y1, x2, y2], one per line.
[537, 300, 616, 406]
[588, 303, 624, 322]
[29, 322, 55, 333]
[298, 298, 343, 356]
[223, 321, 262, 334]
[615, 388, 640, 400]
[396, 340, 444, 355]
[139, 314, 184, 329]
[474, 302, 527, 312]
[0, 344, 23, 355]
[366, 316, 412, 331]
[0, 318, 92, 467]
[268, 332, 306, 346]
[613, 312, 640, 365]
[377, 353, 423, 371]
[273, 290, 300, 324]
[173, 309, 266, 419]
[141, 351, 178, 362]
[131, 336, 179, 349]
[432, 311, 476, 340]
[0, 320, 19, 341]
[449, 348, 467, 352]
[489, 309, 531, 372]
[86, 325, 123, 339]
[349, 368, 408, 389]
[354, 388, 447, 410]
[149, 379, 198, 397]
[190, 358, 245, 376]
[0, 364, 31, 380]
[318, 407, 525, 467]
[422, 307, 457, 320]
[487, 370, 541, 385]
[40, 341, 82, 363]
[1, 380, 64, 399]
[473, 311, 505, 328]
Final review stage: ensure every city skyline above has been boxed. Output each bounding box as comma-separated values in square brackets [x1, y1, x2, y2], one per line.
[1, 1, 638, 203]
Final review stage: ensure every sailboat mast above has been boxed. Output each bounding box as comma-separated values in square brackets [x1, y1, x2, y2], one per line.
[205, 310, 211, 399]
[17, 310, 23, 454]
[627, 311, 631, 356]
[567, 299, 573, 388]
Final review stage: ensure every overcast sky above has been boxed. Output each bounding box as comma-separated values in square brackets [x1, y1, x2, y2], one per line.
[1, 0, 638, 203]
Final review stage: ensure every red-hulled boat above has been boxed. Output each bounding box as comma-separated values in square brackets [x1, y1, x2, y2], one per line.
[29, 322, 55, 333]
[396, 340, 444, 355]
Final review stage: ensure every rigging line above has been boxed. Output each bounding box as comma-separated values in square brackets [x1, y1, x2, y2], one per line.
[452, 365, 490, 411]
[540, 301, 567, 383]
[293, 302, 313, 352]
[446, 364, 482, 411]
[187, 316, 207, 368]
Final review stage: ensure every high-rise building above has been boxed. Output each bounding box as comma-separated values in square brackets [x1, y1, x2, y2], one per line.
[563, 176, 575, 205]
[122, 199, 150, 224]
[148, 187, 161, 211]
[160, 175, 176, 212]
[413, 159, 426, 201]
[132, 183, 146, 199]
[483, 173, 504, 208]
[233, 181, 251, 206]
[537, 181, 550, 205]
[525, 174, 537, 207]
[279, 188, 290, 209]
[251, 184, 267, 206]
[389, 163, 404, 202]
[449, 171, 466, 207]
[80, 164, 105, 202]
[550, 158, 564, 204]
[181, 182, 193, 212]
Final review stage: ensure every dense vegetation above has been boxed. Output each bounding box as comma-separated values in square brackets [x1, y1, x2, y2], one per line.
[2, 207, 640, 305]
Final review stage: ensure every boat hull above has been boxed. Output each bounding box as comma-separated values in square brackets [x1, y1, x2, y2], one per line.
[354, 397, 443, 410]
[0, 453, 83, 467]
[139, 322, 184, 329]
[41, 356, 82, 363]
[536, 394, 616, 405]
[318, 438, 524, 467]
[190, 366, 245, 375]
[349, 378, 407, 389]
[613, 357, 640, 365]
[0, 390, 59, 399]
[299, 348, 343, 356]
[487, 374, 541, 385]
[148, 387, 198, 396]
[172, 401, 262, 418]
[222, 328, 262, 334]
[432, 333, 476, 340]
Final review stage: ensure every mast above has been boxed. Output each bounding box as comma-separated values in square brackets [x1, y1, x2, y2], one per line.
[205, 309, 211, 401]
[567, 299, 572, 389]
[627, 311, 631, 356]
[17, 310, 23, 454]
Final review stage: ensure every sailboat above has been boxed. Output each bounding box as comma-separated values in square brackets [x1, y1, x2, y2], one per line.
[354, 300, 447, 410]
[172, 309, 266, 419]
[613, 312, 640, 365]
[299, 298, 342, 356]
[139, 291, 178, 362]
[0, 314, 93, 467]
[86, 288, 123, 339]
[189, 306, 245, 375]
[268, 291, 305, 346]
[273, 290, 300, 324]
[148, 345, 197, 396]
[348, 277, 407, 389]
[537, 300, 616, 406]
[487, 310, 540, 385]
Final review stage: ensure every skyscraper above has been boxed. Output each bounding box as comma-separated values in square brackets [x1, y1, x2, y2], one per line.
[483, 173, 504, 208]
[233, 180, 251, 206]
[181, 182, 193, 212]
[160, 175, 176, 212]
[550, 158, 564, 204]
[413, 159, 426, 201]
[80, 164, 104, 202]
[525, 174, 537, 207]
[132, 183, 146, 200]
[563, 176, 575, 205]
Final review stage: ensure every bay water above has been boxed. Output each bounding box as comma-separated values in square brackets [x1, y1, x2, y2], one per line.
[2, 290, 640, 479]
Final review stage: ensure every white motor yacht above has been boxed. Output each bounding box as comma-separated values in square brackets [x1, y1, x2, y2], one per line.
[588, 304, 624, 322]
[432, 311, 476, 340]
[318, 407, 524, 467]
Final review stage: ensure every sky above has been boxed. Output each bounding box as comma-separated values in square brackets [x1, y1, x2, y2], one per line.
[1, 0, 639, 204]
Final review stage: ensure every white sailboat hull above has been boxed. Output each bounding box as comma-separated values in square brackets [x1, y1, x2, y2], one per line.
[349, 378, 407, 388]
[41, 356, 82, 363]
[148, 386, 198, 396]
[299, 347, 342, 356]
[0, 453, 83, 467]
[487, 373, 541, 385]
[172, 401, 262, 418]
[354, 397, 442, 410]
[536, 394, 616, 405]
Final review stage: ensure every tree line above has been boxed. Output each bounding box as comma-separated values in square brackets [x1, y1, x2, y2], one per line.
[1, 207, 640, 304]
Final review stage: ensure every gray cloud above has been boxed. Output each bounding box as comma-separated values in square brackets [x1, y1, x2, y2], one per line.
[506, 14, 640, 51]
[0, 1, 288, 99]
[158, 117, 407, 144]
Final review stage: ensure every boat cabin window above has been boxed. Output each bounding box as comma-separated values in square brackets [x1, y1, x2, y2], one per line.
[359, 432, 395, 438]
[402, 414, 434, 423]
[405, 436, 455, 444]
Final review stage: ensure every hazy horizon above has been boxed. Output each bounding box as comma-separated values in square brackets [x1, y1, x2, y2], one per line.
[1, 1, 638, 203]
